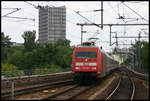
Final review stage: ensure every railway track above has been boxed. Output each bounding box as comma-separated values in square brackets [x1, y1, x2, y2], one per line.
[39, 83, 98, 100]
[36, 72, 119, 100]
[2, 79, 75, 100]
[2, 72, 72, 91]
[106, 70, 135, 100]
[4, 72, 120, 100]
[3, 67, 147, 100]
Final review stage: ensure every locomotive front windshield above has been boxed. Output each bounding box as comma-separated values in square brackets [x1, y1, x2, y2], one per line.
[76, 51, 97, 59]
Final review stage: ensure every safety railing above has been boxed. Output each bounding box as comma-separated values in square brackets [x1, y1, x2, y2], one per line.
[1, 68, 72, 79]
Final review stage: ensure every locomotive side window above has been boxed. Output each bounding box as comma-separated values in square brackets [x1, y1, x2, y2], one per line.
[76, 51, 97, 59]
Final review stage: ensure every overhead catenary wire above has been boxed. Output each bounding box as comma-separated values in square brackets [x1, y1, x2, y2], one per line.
[2, 6, 35, 22]
[24, 2, 95, 26]
[66, 7, 91, 23]
[2, 18, 37, 27]
[121, 2, 148, 22]
[2, 8, 21, 17]
[24, 1, 40, 9]
[108, 2, 147, 24]
[75, 12, 102, 29]
[76, 9, 102, 13]
[107, 2, 126, 25]
[2, 8, 20, 9]
[107, 2, 120, 18]
[60, 5, 102, 28]
[3, 16, 35, 21]
[114, 3, 126, 23]
[119, 2, 147, 22]
[66, 6, 102, 29]
[3, 2, 78, 29]
[17, 2, 81, 40]
[3, 2, 148, 50]
[23, 1, 103, 40]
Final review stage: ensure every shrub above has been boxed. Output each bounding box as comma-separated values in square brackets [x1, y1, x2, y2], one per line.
[1, 63, 24, 77]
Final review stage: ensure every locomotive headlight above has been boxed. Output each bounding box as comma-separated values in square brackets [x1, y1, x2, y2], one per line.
[76, 62, 84, 66]
[75, 67, 80, 69]
[88, 63, 97, 66]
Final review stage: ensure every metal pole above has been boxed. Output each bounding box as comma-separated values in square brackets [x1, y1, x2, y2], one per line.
[81, 25, 83, 45]
[138, 32, 141, 69]
[116, 33, 118, 46]
[11, 81, 14, 99]
[109, 25, 112, 46]
[101, 1, 103, 29]
[133, 54, 135, 69]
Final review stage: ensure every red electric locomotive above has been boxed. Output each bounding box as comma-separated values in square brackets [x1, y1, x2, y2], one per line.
[72, 42, 119, 81]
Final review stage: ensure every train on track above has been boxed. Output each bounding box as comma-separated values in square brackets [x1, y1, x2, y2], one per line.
[72, 42, 119, 81]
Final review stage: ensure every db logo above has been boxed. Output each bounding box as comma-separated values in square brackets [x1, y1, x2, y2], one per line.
[85, 59, 87, 61]
[84, 63, 88, 66]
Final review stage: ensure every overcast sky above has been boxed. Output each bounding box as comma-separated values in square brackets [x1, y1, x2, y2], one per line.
[1, 1, 149, 52]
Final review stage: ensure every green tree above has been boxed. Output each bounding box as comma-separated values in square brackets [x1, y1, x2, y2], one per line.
[22, 30, 36, 52]
[1, 32, 13, 62]
[43, 42, 56, 64]
[55, 39, 73, 68]
[1, 32, 12, 48]
[33, 63, 61, 75]
[1, 48, 8, 63]
[2, 33, 73, 74]
[130, 40, 149, 70]
[55, 46, 73, 68]
[55, 39, 71, 47]
[7, 50, 25, 69]
[140, 41, 149, 69]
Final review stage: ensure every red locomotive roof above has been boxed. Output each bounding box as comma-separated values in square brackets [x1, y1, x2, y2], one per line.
[74, 46, 99, 52]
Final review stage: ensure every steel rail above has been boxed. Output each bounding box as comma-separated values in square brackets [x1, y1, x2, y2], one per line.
[128, 74, 135, 100]
[66, 84, 97, 100]
[106, 75, 121, 100]
[2, 79, 74, 100]
[41, 84, 96, 100]
[106, 69, 135, 100]
[39, 84, 79, 100]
